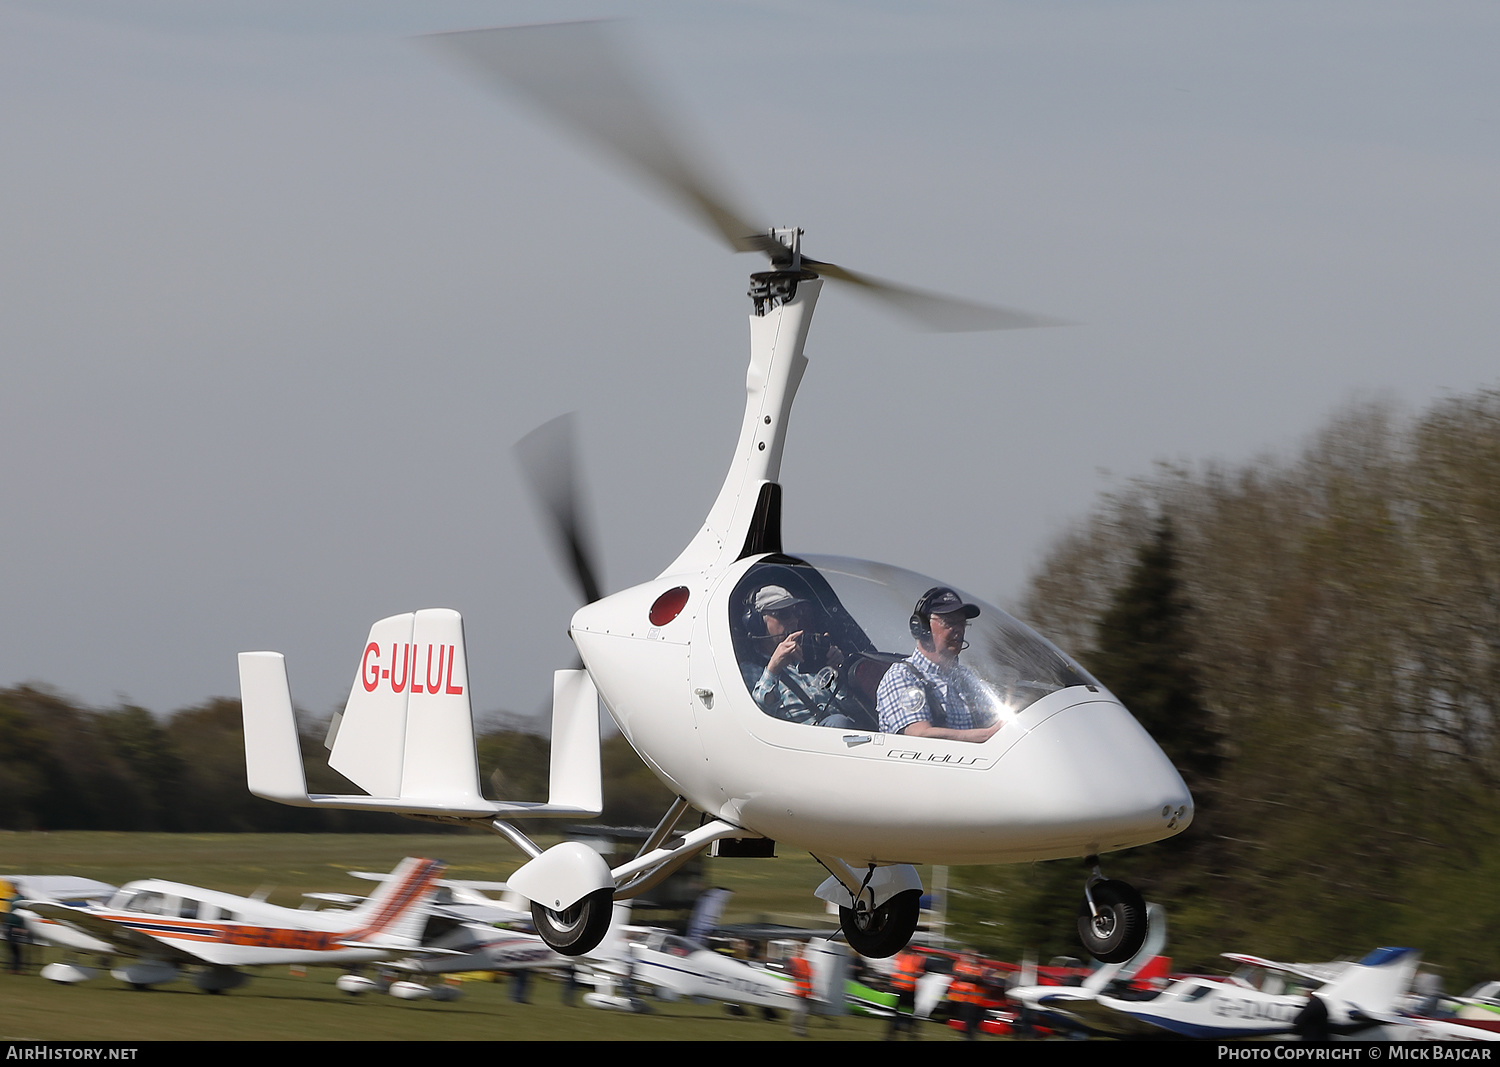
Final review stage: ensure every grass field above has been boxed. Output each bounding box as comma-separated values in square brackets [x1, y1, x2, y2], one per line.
[0, 830, 866, 922]
[0, 964, 907, 1042]
[0, 831, 964, 1042]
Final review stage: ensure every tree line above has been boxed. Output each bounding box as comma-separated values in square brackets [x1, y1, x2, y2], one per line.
[948, 389, 1500, 988]
[0, 687, 674, 834]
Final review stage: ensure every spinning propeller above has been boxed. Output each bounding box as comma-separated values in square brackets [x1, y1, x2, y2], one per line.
[424, 21, 1065, 332]
[514, 412, 604, 609]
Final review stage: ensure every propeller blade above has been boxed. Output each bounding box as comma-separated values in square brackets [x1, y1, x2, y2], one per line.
[423, 22, 777, 256]
[802, 257, 1070, 333]
[514, 413, 605, 606]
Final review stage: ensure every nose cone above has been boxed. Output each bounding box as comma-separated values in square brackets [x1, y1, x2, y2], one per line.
[995, 698, 1193, 858]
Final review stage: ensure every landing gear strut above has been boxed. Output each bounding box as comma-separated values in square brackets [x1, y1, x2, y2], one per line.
[1076, 857, 1147, 964]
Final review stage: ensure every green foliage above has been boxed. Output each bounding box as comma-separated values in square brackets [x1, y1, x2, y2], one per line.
[1087, 518, 1221, 796]
[956, 391, 1500, 987]
[478, 726, 680, 828]
[0, 685, 678, 836]
[600, 734, 679, 826]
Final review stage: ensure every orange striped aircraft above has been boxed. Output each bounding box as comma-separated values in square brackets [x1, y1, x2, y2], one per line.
[20, 856, 443, 992]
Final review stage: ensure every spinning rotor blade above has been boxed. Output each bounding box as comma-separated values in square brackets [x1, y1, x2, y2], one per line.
[426, 21, 1066, 332]
[423, 22, 778, 257]
[514, 413, 605, 606]
[803, 258, 1070, 333]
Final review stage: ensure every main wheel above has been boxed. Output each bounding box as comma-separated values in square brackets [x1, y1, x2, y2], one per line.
[531, 887, 614, 956]
[840, 889, 921, 958]
[1076, 879, 1147, 963]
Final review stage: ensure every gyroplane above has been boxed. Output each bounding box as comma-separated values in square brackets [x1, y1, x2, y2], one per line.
[238, 21, 1192, 964]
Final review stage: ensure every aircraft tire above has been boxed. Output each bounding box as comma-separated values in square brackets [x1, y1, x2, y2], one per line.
[840, 889, 921, 958]
[1077, 879, 1147, 963]
[531, 887, 614, 956]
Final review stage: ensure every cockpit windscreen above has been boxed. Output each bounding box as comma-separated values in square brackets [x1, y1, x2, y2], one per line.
[730, 554, 1096, 740]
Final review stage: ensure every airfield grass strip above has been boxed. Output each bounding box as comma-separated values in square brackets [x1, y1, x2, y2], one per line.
[0, 832, 957, 1041]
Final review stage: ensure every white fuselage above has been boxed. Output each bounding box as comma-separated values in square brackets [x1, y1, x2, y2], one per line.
[573, 562, 1189, 865]
[27, 870, 433, 969]
[612, 930, 790, 1009]
[570, 278, 1191, 866]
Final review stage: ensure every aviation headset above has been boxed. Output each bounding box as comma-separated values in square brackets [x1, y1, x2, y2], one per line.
[741, 581, 808, 641]
[909, 586, 978, 642]
[909, 586, 947, 639]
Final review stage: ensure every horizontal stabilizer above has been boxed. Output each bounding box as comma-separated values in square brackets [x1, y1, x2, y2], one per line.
[238, 616, 604, 820]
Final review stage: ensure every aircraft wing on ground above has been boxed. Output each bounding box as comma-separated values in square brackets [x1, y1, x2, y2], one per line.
[22, 901, 206, 964]
[390, 927, 565, 975]
[3, 875, 117, 905]
[342, 870, 530, 925]
[1221, 953, 1350, 986]
[1040, 993, 1180, 1038]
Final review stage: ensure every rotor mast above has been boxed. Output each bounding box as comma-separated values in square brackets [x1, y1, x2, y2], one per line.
[660, 232, 820, 578]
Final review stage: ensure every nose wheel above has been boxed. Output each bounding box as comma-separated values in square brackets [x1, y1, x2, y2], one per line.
[1077, 862, 1147, 964]
[839, 889, 921, 958]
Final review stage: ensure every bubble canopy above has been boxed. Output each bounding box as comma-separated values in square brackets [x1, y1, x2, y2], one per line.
[730, 553, 1099, 734]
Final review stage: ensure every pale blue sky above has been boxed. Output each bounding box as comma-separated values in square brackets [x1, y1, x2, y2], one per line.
[3, 1, 1497, 721]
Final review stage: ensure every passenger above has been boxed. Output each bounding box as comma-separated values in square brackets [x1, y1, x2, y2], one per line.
[745, 585, 861, 728]
[875, 587, 1000, 743]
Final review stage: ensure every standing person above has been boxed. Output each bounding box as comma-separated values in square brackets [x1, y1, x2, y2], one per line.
[3, 899, 27, 975]
[510, 966, 530, 1003]
[876, 588, 1000, 743]
[887, 946, 924, 1039]
[1293, 993, 1330, 1042]
[951, 953, 987, 1040]
[787, 942, 814, 1037]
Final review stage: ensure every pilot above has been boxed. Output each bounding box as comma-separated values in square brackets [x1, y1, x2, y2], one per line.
[745, 584, 860, 729]
[875, 587, 1000, 743]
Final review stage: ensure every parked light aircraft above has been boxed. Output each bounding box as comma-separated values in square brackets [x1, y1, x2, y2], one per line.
[329, 872, 566, 987]
[325, 873, 793, 1013]
[581, 904, 792, 1013]
[393, 896, 794, 1014]
[1034, 947, 1420, 1040]
[20, 857, 443, 991]
[1363, 981, 1500, 1042]
[237, 20, 1192, 965]
[1008, 903, 1169, 1034]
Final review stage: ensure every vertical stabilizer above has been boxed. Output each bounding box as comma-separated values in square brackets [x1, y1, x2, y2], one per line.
[343, 857, 446, 946]
[329, 609, 484, 805]
[330, 613, 414, 796]
[1320, 947, 1420, 1017]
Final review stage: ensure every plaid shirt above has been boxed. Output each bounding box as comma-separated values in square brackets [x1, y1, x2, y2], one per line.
[746, 659, 863, 725]
[876, 649, 983, 734]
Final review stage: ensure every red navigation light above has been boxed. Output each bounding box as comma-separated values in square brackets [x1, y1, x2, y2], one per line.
[649, 586, 690, 626]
